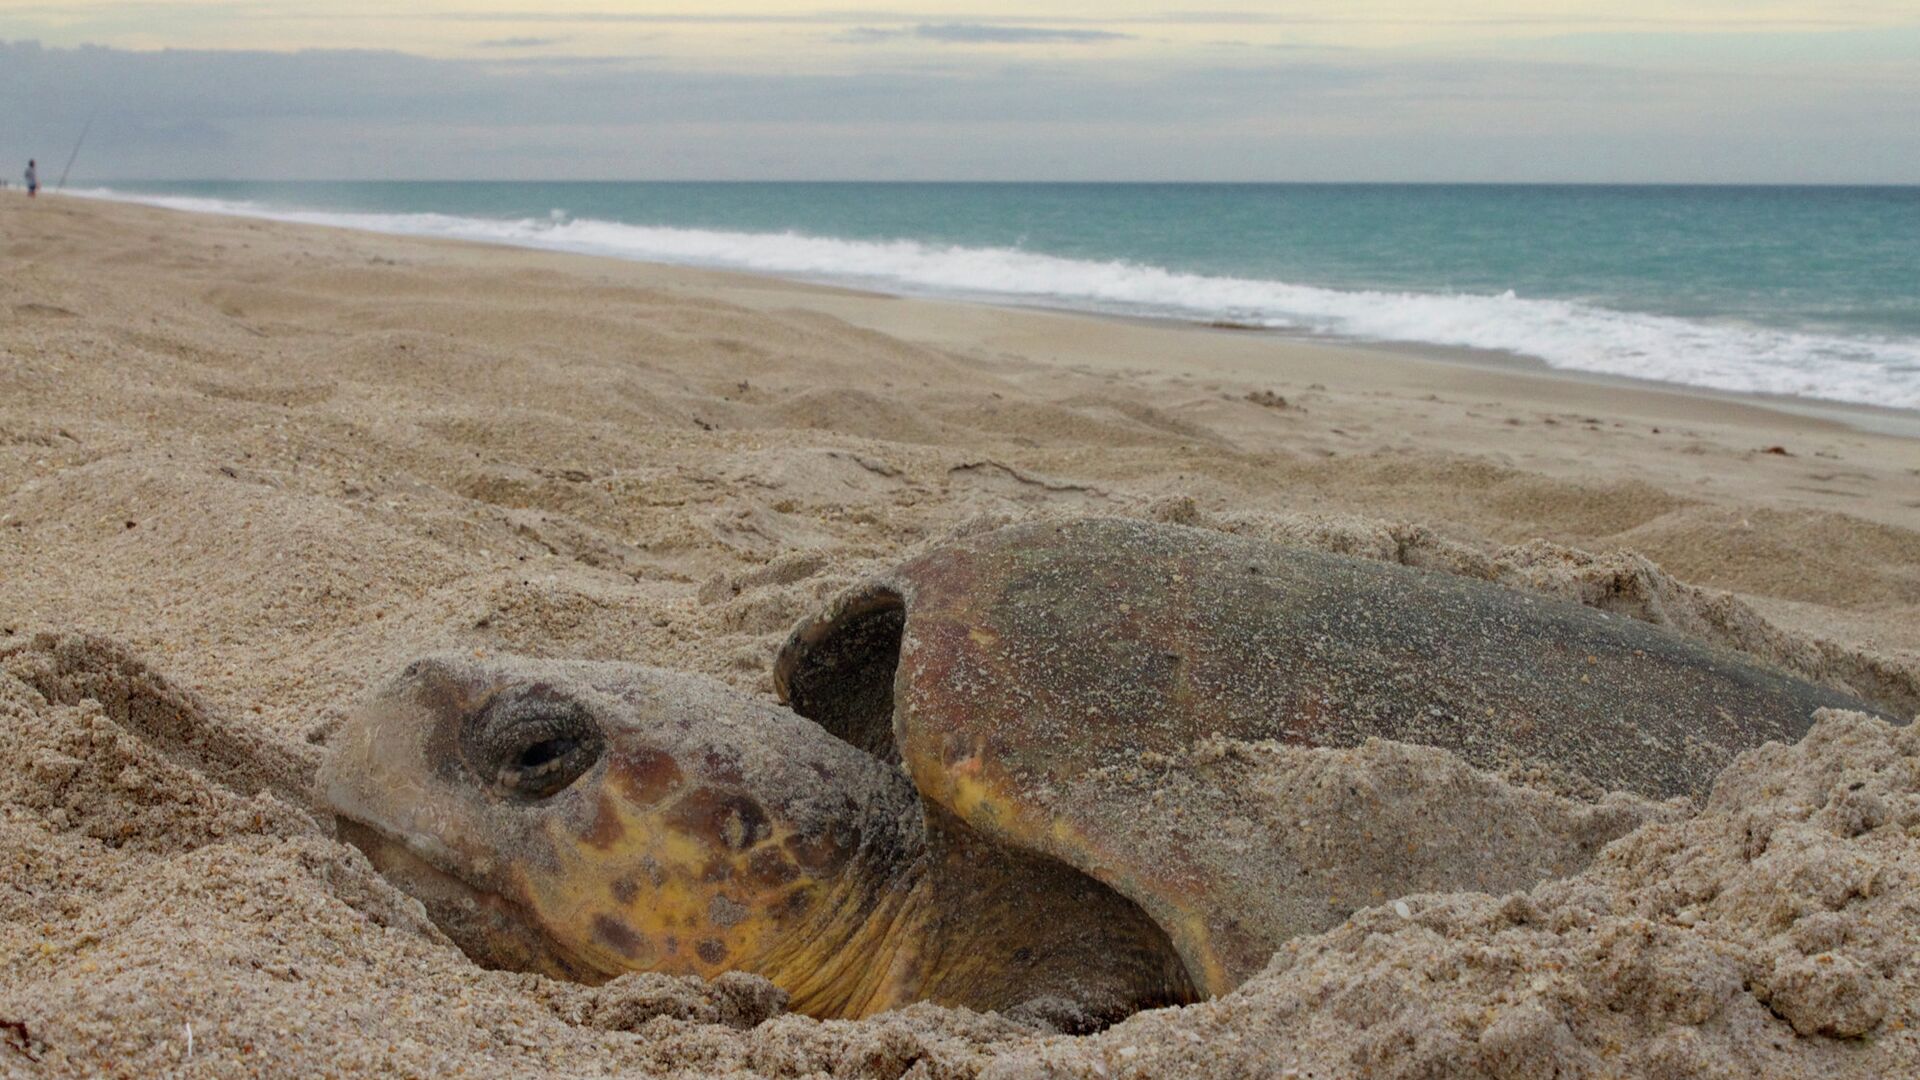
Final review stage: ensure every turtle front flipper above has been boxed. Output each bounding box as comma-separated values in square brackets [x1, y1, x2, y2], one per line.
[779, 586, 1199, 1023]
[777, 556, 1259, 996]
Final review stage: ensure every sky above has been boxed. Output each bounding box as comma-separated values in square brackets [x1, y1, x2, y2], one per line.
[1, 2, 1918, 182]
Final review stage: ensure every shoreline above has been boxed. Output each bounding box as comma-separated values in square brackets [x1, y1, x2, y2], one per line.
[1356, 336, 1920, 440]
[61, 186, 1920, 439]
[1085, 308, 1920, 441]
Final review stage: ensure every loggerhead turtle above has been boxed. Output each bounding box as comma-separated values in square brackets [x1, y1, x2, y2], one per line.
[319, 518, 1895, 1026]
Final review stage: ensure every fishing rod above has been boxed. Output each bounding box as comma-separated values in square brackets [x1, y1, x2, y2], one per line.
[57, 111, 95, 191]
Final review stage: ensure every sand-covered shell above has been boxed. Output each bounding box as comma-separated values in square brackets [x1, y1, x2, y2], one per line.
[775, 518, 1892, 993]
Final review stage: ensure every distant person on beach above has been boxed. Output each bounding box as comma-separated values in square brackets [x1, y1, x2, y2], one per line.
[24, 160, 37, 197]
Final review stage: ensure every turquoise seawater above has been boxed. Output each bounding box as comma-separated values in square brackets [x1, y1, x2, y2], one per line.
[80, 182, 1920, 408]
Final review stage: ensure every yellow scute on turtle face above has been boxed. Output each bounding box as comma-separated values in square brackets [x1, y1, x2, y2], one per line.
[512, 781, 924, 1018]
[517, 787, 818, 981]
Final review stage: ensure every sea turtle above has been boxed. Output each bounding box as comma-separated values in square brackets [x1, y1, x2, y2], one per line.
[319, 518, 1894, 1026]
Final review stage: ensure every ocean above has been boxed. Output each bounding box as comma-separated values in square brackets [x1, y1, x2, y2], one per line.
[76, 182, 1920, 409]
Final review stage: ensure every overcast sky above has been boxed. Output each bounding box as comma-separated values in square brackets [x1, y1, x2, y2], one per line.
[2, 2, 1918, 182]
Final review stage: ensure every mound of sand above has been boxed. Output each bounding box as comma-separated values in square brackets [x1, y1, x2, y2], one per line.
[1001, 709, 1920, 1079]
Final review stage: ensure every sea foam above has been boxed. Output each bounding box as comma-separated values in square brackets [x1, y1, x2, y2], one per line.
[75, 188, 1920, 409]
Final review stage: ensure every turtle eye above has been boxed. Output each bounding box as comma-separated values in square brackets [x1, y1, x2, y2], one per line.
[461, 688, 605, 801]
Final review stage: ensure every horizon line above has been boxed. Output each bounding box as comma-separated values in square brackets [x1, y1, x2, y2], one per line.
[75, 178, 1920, 189]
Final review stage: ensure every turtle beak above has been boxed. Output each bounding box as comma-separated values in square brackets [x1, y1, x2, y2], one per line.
[335, 818, 607, 982]
[318, 658, 516, 910]
[316, 657, 476, 853]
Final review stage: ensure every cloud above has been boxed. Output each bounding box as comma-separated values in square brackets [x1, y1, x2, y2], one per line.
[476, 36, 565, 49]
[910, 24, 1132, 45]
[431, 11, 898, 25]
[416, 9, 1886, 31]
[0, 38, 1915, 183]
[837, 23, 1135, 45]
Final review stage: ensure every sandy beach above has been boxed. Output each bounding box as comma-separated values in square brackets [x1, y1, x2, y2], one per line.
[5, 191, 1920, 1076]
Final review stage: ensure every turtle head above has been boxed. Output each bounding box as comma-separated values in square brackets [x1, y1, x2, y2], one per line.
[318, 654, 924, 999]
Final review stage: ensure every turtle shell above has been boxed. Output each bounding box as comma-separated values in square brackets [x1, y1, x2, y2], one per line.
[774, 517, 1893, 993]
